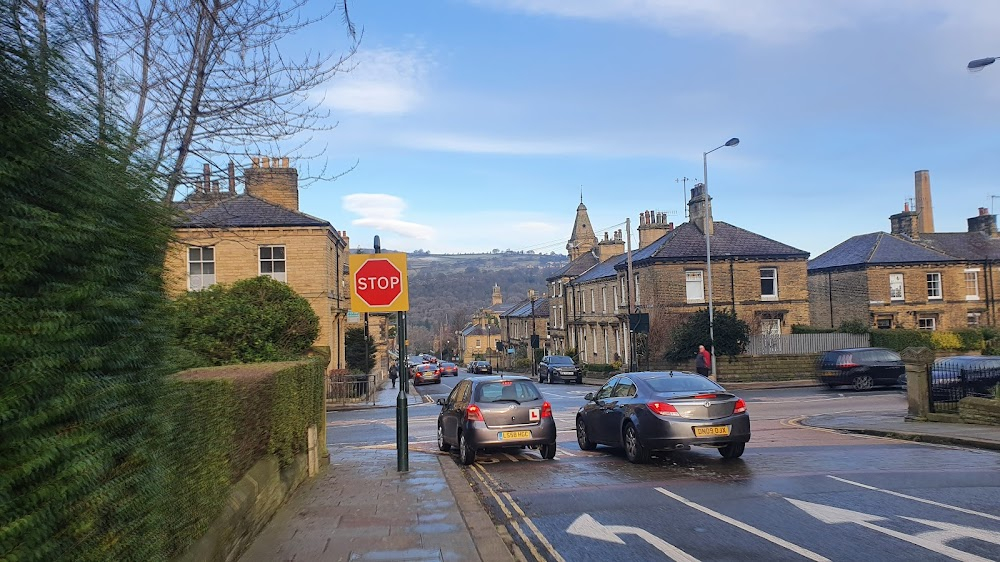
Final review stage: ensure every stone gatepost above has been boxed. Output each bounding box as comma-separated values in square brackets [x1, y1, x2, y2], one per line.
[900, 346, 934, 420]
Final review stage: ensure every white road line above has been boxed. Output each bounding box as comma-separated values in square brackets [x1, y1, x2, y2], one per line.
[655, 488, 831, 562]
[469, 465, 546, 562]
[477, 465, 567, 562]
[827, 476, 1000, 522]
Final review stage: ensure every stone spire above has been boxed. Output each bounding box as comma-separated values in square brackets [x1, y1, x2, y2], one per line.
[566, 199, 599, 260]
[491, 283, 503, 306]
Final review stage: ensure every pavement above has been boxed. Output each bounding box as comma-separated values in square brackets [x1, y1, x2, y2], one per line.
[240, 378, 1000, 562]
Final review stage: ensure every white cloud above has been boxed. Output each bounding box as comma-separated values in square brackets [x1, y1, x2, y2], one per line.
[320, 48, 430, 115]
[342, 193, 435, 240]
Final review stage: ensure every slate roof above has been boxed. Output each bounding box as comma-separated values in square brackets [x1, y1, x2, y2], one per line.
[918, 232, 1000, 261]
[627, 221, 808, 266]
[546, 252, 599, 281]
[501, 297, 550, 318]
[808, 232, 961, 272]
[574, 254, 627, 284]
[462, 325, 500, 337]
[173, 194, 331, 229]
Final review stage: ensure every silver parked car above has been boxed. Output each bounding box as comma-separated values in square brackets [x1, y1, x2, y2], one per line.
[437, 376, 556, 465]
[576, 371, 750, 463]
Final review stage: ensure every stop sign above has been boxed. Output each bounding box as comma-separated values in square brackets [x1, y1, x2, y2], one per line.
[354, 258, 403, 308]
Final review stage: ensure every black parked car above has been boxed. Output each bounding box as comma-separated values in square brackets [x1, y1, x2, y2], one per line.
[538, 355, 582, 384]
[468, 360, 493, 374]
[437, 376, 557, 465]
[575, 371, 750, 463]
[817, 347, 905, 391]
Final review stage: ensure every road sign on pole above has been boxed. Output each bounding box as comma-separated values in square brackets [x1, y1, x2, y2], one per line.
[349, 253, 409, 313]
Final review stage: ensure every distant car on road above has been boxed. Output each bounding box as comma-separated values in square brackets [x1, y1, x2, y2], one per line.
[436, 375, 556, 465]
[438, 361, 459, 376]
[468, 360, 493, 374]
[576, 371, 750, 463]
[412, 363, 442, 386]
[817, 347, 905, 391]
[538, 355, 582, 384]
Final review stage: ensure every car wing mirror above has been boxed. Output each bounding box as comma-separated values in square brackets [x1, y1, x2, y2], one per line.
[436, 398, 447, 406]
[584, 392, 595, 401]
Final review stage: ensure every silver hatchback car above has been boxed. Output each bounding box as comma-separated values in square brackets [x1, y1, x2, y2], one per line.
[437, 376, 556, 465]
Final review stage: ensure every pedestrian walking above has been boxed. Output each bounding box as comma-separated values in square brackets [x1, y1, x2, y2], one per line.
[695, 344, 712, 377]
[389, 362, 398, 388]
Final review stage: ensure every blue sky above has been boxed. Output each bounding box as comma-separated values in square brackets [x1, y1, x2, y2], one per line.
[289, 1, 1000, 258]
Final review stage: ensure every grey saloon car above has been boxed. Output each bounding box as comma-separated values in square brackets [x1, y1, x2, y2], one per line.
[575, 371, 750, 463]
[437, 376, 556, 465]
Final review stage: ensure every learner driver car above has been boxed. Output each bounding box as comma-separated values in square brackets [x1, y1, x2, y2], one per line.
[412, 363, 442, 386]
[436, 376, 556, 465]
[575, 371, 750, 463]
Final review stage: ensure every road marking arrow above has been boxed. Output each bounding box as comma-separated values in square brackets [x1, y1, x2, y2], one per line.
[787, 498, 995, 562]
[567, 514, 700, 562]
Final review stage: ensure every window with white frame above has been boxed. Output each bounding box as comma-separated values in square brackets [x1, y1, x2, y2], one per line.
[259, 245, 286, 282]
[602, 286, 607, 313]
[968, 312, 982, 327]
[188, 246, 216, 291]
[558, 305, 564, 328]
[685, 270, 705, 303]
[613, 286, 619, 311]
[926, 272, 941, 300]
[475, 338, 482, 348]
[760, 268, 777, 300]
[592, 326, 598, 355]
[620, 276, 628, 305]
[591, 289, 596, 313]
[965, 269, 980, 300]
[889, 273, 904, 301]
[918, 315, 936, 330]
[634, 274, 640, 305]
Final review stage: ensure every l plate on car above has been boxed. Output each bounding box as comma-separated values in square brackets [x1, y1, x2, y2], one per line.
[529, 408, 540, 421]
[499, 430, 532, 440]
[693, 425, 731, 437]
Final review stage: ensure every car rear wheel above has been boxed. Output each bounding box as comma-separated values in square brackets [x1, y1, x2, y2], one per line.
[459, 432, 476, 465]
[539, 443, 556, 460]
[623, 423, 650, 464]
[576, 417, 596, 450]
[437, 425, 451, 452]
[719, 442, 745, 459]
[852, 374, 874, 391]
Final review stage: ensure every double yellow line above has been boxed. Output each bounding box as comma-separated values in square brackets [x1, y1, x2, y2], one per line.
[468, 463, 566, 562]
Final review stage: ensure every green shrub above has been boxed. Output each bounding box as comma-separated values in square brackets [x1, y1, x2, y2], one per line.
[838, 320, 870, 334]
[982, 327, 1000, 342]
[584, 363, 617, 373]
[985, 340, 1000, 356]
[666, 308, 750, 361]
[929, 331, 963, 350]
[870, 329, 932, 351]
[954, 329, 985, 351]
[345, 326, 375, 373]
[170, 276, 320, 365]
[791, 325, 837, 334]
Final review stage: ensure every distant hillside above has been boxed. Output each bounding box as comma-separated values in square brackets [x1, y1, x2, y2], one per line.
[401, 252, 568, 353]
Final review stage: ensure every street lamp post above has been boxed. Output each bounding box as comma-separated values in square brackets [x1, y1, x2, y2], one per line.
[703, 137, 740, 381]
[968, 57, 997, 71]
[529, 290, 537, 380]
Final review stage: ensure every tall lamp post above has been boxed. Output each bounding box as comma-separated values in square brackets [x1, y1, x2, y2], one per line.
[529, 290, 537, 380]
[968, 57, 997, 71]
[703, 137, 740, 381]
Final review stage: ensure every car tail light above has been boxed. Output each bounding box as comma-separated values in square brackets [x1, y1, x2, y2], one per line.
[733, 398, 747, 414]
[541, 401, 552, 418]
[836, 354, 859, 368]
[648, 402, 680, 416]
[466, 404, 484, 422]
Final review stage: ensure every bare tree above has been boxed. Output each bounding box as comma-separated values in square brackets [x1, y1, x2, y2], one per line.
[19, 0, 359, 201]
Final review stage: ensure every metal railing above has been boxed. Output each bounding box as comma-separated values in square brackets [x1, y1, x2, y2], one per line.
[928, 360, 1000, 414]
[743, 333, 870, 356]
[327, 373, 377, 406]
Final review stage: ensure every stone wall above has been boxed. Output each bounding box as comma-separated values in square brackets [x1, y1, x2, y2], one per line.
[640, 353, 820, 382]
[959, 396, 1000, 426]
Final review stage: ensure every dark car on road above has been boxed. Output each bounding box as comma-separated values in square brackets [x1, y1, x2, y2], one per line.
[468, 360, 493, 374]
[575, 371, 750, 463]
[817, 347, 905, 391]
[538, 355, 582, 384]
[438, 361, 459, 377]
[437, 376, 556, 465]
[412, 363, 441, 386]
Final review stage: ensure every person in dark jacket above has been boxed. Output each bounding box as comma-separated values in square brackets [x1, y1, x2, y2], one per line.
[389, 363, 398, 388]
[695, 344, 711, 377]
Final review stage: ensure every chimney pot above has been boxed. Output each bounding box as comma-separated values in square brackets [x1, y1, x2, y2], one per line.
[980, 207, 989, 216]
[262, 157, 270, 168]
[282, 157, 290, 168]
[251, 157, 260, 168]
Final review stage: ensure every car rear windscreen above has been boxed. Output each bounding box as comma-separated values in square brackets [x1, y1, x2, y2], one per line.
[476, 380, 542, 402]
[645, 376, 723, 393]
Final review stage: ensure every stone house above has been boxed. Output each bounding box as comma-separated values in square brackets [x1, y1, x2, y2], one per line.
[499, 293, 550, 360]
[164, 157, 352, 371]
[459, 284, 510, 365]
[808, 171, 1000, 331]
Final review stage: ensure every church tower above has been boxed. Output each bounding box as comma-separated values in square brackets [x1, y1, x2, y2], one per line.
[491, 283, 503, 306]
[566, 196, 599, 260]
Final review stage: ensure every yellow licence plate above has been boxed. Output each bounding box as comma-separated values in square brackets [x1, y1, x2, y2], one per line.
[500, 430, 532, 440]
[694, 426, 731, 437]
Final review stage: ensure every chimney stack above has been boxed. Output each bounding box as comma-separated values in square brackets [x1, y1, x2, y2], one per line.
[687, 184, 713, 236]
[244, 156, 299, 211]
[889, 202, 920, 239]
[968, 207, 999, 238]
[228, 161, 236, 194]
[914, 170, 934, 234]
[597, 229, 626, 260]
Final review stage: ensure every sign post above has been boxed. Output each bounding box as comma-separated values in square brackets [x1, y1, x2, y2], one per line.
[350, 247, 410, 471]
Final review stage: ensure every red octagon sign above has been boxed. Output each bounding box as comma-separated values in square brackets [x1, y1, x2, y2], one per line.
[355, 258, 403, 307]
